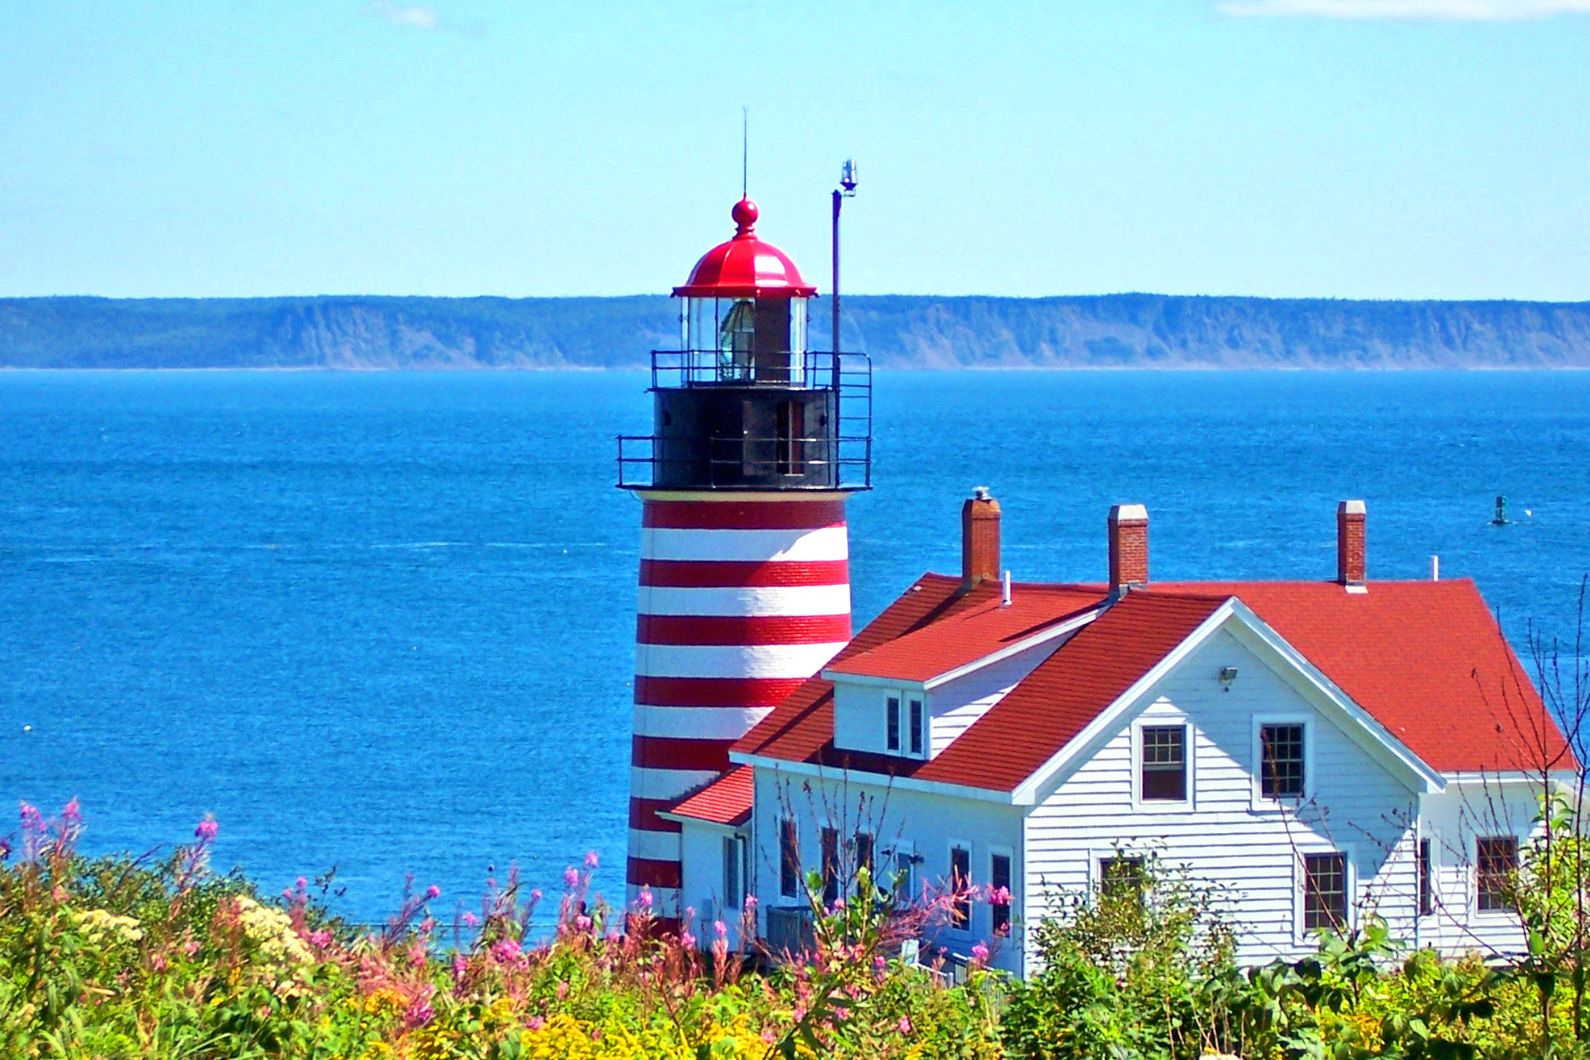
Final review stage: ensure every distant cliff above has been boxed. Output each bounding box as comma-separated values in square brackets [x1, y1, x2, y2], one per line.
[3, 294, 1588, 369]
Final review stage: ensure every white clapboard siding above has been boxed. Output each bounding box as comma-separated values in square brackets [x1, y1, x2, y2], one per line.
[1023, 627, 1422, 968]
[747, 766, 1029, 977]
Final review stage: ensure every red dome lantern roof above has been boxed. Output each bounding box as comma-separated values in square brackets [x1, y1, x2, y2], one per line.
[672, 198, 817, 299]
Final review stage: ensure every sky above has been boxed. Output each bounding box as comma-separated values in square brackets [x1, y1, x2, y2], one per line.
[1, 1, 1587, 301]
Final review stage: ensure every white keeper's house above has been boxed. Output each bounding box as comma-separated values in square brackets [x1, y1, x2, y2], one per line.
[661, 491, 1576, 978]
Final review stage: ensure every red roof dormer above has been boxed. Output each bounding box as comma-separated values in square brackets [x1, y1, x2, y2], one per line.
[672, 198, 817, 299]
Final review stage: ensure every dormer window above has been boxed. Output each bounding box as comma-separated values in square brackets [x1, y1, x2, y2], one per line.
[883, 692, 925, 758]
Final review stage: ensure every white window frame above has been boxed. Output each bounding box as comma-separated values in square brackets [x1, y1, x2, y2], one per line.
[1295, 844, 1356, 942]
[1131, 718, 1194, 811]
[947, 838, 974, 935]
[908, 693, 927, 759]
[1417, 829, 1439, 921]
[1090, 845, 1144, 887]
[1252, 714, 1314, 811]
[1473, 833, 1521, 920]
[777, 816, 801, 900]
[889, 840, 919, 904]
[722, 833, 746, 913]
[883, 689, 929, 760]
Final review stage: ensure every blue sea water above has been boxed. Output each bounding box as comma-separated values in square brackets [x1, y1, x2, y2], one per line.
[3, 369, 1590, 926]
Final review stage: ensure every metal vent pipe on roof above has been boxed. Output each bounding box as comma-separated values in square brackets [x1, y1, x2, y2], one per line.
[1002, 569, 1012, 607]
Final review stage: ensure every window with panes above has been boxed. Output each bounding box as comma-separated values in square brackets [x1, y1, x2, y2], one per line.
[990, 853, 1013, 936]
[950, 845, 972, 927]
[1418, 839, 1433, 917]
[722, 836, 744, 911]
[1100, 855, 1146, 902]
[1476, 837, 1518, 913]
[779, 819, 799, 898]
[1303, 852, 1347, 931]
[821, 827, 840, 908]
[1140, 725, 1187, 801]
[1260, 723, 1306, 799]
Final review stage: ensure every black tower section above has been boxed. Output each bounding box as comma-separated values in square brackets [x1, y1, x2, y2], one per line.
[619, 303, 871, 493]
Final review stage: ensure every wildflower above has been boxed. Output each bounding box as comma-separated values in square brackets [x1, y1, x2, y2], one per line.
[584, 850, 599, 869]
[835, 1006, 850, 1020]
[402, 996, 434, 1029]
[556, 980, 569, 1000]
[526, 1015, 545, 1031]
[490, 938, 522, 964]
[424, 884, 440, 900]
[530, 888, 543, 902]
[637, 887, 653, 910]
[563, 866, 579, 888]
[898, 1016, 913, 1035]
[575, 915, 592, 932]
[714, 919, 727, 939]
[971, 941, 990, 965]
[308, 930, 332, 949]
[743, 894, 758, 911]
[462, 911, 479, 927]
[194, 816, 219, 842]
[681, 930, 697, 949]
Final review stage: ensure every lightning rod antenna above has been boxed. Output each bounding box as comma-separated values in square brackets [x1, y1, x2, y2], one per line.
[741, 106, 748, 198]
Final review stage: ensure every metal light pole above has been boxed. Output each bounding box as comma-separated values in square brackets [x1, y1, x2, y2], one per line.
[831, 159, 857, 356]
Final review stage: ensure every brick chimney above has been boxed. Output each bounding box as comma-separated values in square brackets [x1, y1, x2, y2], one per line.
[961, 486, 1001, 591]
[1108, 504, 1149, 592]
[1337, 499, 1366, 586]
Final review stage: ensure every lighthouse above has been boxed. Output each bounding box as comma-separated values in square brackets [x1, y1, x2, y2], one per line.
[619, 196, 871, 920]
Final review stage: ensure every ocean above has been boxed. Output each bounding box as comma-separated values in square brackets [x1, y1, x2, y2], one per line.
[3, 369, 1589, 926]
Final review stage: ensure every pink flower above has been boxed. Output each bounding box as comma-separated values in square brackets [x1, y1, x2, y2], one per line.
[462, 911, 479, 927]
[971, 941, 990, 965]
[402, 997, 434, 1029]
[308, 930, 332, 948]
[526, 1015, 545, 1031]
[575, 915, 592, 932]
[530, 888, 543, 902]
[637, 888, 653, 910]
[563, 866, 579, 888]
[424, 884, 441, 900]
[681, 931, 697, 949]
[556, 980, 569, 1000]
[713, 919, 727, 938]
[743, 894, 758, 911]
[491, 938, 522, 963]
[898, 1016, 914, 1034]
[193, 817, 219, 842]
[584, 850, 599, 869]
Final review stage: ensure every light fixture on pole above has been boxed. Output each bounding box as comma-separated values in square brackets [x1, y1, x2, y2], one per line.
[831, 159, 858, 356]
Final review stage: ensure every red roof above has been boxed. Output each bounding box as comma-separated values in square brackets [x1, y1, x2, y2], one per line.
[1151, 579, 1574, 776]
[668, 766, 754, 826]
[673, 198, 816, 299]
[734, 574, 1575, 792]
[825, 584, 1105, 683]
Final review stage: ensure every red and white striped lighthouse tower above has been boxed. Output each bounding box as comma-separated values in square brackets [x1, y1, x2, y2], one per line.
[618, 197, 871, 919]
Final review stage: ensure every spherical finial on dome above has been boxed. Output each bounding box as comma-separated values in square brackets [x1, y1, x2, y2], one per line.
[731, 197, 759, 237]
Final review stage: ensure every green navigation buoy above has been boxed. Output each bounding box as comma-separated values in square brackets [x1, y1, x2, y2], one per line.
[1491, 495, 1509, 526]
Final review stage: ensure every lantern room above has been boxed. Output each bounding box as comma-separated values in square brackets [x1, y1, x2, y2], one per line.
[673, 198, 814, 386]
[618, 197, 872, 493]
